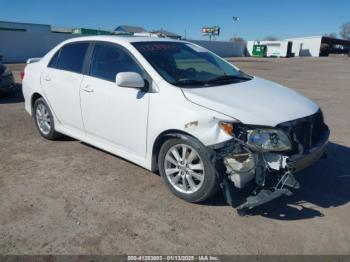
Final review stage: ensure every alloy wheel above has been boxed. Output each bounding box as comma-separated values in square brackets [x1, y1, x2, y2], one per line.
[35, 103, 51, 136]
[164, 144, 205, 194]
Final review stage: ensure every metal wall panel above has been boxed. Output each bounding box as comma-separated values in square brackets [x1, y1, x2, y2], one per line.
[0, 31, 244, 63]
[0, 31, 79, 63]
[188, 40, 245, 57]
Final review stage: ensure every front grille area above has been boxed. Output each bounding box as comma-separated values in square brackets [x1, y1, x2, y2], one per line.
[277, 110, 328, 155]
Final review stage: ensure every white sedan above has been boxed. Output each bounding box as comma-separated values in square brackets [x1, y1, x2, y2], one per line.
[22, 36, 329, 213]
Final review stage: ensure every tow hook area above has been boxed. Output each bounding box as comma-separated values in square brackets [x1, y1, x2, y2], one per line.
[236, 169, 300, 216]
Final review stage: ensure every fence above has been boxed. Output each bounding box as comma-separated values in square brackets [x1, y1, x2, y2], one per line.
[0, 31, 78, 63]
[188, 40, 245, 57]
[0, 31, 245, 63]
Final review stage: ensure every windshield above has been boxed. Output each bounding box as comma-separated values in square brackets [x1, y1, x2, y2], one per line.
[132, 41, 252, 87]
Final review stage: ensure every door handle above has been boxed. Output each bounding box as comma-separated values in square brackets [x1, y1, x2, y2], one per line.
[82, 86, 94, 93]
[44, 75, 51, 81]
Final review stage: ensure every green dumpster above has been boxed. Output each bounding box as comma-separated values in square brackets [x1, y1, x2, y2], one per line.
[72, 28, 111, 35]
[252, 45, 267, 57]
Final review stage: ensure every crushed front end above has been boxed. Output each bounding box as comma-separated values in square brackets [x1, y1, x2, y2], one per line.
[211, 110, 330, 215]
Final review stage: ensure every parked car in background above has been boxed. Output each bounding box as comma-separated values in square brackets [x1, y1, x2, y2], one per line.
[0, 60, 16, 95]
[22, 36, 329, 214]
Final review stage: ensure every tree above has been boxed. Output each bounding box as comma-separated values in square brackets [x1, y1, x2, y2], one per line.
[339, 21, 350, 40]
[263, 36, 279, 41]
[324, 33, 337, 38]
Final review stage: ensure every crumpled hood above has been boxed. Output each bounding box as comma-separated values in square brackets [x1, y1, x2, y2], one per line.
[182, 77, 319, 127]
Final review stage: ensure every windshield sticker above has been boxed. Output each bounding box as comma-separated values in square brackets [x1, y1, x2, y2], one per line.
[136, 43, 180, 52]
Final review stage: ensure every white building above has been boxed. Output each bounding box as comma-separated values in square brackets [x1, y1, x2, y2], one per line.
[247, 36, 328, 57]
[285, 36, 323, 57]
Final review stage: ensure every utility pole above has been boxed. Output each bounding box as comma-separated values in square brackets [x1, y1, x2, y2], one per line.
[232, 16, 240, 39]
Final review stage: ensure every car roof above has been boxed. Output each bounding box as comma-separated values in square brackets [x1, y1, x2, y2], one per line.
[63, 35, 185, 45]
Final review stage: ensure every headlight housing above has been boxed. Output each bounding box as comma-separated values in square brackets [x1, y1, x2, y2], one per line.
[247, 128, 291, 152]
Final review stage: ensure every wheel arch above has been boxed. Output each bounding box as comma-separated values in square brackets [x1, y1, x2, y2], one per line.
[151, 129, 205, 172]
[31, 92, 43, 115]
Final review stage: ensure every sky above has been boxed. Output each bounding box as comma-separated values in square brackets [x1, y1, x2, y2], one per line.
[1, 0, 349, 41]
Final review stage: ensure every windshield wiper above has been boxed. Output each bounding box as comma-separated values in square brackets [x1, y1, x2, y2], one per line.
[206, 74, 251, 84]
[175, 79, 206, 86]
[175, 74, 251, 87]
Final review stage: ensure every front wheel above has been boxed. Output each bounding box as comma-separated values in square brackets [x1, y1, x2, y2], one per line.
[158, 137, 219, 203]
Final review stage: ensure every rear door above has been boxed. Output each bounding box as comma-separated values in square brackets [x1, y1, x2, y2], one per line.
[41, 42, 89, 132]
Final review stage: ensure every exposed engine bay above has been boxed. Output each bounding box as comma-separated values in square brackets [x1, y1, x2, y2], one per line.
[211, 110, 330, 215]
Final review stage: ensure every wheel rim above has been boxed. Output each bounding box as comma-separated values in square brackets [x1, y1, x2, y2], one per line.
[164, 144, 205, 194]
[35, 103, 51, 135]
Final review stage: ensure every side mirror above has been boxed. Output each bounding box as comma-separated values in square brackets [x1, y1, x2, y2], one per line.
[115, 72, 145, 89]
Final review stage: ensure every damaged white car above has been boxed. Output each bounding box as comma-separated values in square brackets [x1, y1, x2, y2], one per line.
[22, 36, 329, 214]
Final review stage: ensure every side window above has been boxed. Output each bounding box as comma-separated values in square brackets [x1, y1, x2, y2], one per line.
[90, 43, 143, 82]
[56, 42, 89, 73]
[48, 50, 60, 68]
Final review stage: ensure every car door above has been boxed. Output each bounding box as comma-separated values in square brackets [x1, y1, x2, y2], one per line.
[41, 42, 89, 132]
[80, 42, 150, 157]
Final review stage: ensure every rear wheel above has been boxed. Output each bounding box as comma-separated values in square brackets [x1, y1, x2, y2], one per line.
[158, 137, 219, 203]
[33, 98, 61, 140]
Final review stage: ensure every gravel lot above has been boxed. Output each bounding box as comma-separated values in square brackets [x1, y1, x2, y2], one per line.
[0, 57, 349, 255]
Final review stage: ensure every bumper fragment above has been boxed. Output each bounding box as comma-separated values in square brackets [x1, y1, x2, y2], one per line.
[237, 188, 290, 216]
[287, 129, 329, 172]
[236, 171, 300, 215]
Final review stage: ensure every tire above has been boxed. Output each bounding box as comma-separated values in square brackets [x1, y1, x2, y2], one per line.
[158, 136, 219, 203]
[33, 97, 61, 140]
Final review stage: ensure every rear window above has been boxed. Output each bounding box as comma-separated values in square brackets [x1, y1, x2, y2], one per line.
[55, 42, 89, 73]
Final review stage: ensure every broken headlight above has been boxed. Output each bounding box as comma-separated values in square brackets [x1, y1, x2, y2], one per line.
[247, 128, 291, 152]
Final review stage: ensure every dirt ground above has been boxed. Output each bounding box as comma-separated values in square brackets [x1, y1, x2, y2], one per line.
[0, 57, 349, 255]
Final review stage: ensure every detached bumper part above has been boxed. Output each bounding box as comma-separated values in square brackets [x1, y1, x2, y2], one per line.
[287, 129, 329, 172]
[237, 188, 290, 216]
[236, 171, 300, 215]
